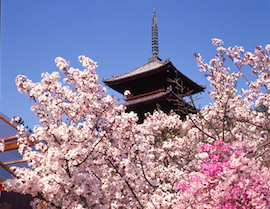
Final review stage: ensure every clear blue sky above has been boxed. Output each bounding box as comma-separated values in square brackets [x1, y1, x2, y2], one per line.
[1, 0, 270, 128]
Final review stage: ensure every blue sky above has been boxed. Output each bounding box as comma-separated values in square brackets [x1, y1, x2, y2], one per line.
[1, 0, 270, 128]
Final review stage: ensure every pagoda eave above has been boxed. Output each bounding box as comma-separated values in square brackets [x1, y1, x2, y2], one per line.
[104, 61, 205, 95]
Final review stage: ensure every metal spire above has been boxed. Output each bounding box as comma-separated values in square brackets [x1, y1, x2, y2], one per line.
[152, 9, 159, 57]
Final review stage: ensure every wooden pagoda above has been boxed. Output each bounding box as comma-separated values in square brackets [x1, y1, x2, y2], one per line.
[103, 10, 205, 121]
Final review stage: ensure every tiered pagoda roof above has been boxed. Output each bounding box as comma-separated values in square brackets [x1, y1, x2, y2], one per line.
[103, 56, 205, 96]
[103, 10, 205, 121]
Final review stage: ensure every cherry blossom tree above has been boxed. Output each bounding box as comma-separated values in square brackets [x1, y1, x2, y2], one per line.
[174, 39, 270, 208]
[2, 39, 270, 208]
[3, 56, 186, 208]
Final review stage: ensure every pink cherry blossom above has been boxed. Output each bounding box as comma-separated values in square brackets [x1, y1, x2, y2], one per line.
[2, 38, 270, 208]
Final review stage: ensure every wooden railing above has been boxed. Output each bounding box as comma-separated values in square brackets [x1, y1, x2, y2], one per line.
[125, 88, 165, 101]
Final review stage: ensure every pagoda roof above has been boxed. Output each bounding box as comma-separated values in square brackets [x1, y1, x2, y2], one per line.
[123, 86, 183, 108]
[103, 56, 205, 94]
[104, 56, 164, 84]
[123, 87, 171, 108]
[123, 86, 197, 120]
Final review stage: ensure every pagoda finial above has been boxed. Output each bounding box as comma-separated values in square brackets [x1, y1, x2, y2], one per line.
[152, 9, 159, 57]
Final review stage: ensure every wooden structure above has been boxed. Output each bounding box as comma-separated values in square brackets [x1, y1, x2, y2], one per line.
[0, 113, 28, 183]
[0, 114, 34, 153]
[104, 10, 205, 121]
[0, 112, 34, 209]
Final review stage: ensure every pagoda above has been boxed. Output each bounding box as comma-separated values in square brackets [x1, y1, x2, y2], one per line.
[103, 10, 205, 122]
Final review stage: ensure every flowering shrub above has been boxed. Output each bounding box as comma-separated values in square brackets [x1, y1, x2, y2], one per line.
[176, 141, 270, 208]
[175, 39, 270, 208]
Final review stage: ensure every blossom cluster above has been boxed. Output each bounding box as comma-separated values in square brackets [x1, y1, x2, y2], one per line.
[4, 56, 189, 208]
[175, 141, 270, 208]
[175, 39, 270, 208]
[2, 38, 270, 208]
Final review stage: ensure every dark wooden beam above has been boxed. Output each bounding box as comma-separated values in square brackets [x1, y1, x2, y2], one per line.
[2, 136, 17, 143]
[4, 140, 34, 152]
